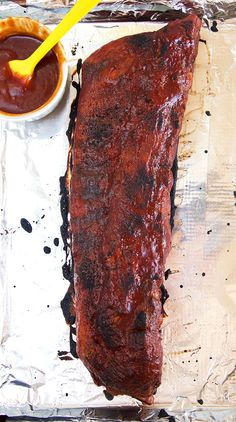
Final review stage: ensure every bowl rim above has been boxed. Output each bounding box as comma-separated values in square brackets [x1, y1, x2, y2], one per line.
[0, 17, 68, 122]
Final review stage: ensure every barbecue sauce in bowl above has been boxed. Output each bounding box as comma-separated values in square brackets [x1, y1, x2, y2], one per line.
[0, 35, 59, 114]
[0, 17, 67, 121]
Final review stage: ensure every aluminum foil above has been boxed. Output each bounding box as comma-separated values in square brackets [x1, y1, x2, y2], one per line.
[0, 10, 236, 422]
[1, 0, 236, 23]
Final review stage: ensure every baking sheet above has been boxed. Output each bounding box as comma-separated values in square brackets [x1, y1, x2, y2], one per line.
[0, 18, 236, 420]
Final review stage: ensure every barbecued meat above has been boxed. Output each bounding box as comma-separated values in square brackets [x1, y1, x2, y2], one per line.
[70, 15, 201, 404]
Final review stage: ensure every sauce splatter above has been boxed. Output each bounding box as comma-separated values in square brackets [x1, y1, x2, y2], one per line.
[20, 218, 32, 233]
[210, 21, 218, 32]
[43, 246, 51, 254]
[103, 390, 114, 401]
[54, 237, 59, 247]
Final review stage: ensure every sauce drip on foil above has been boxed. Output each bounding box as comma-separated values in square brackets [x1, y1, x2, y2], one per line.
[0, 35, 59, 114]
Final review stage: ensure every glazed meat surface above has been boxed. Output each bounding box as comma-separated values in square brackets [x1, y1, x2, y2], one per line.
[70, 15, 201, 404]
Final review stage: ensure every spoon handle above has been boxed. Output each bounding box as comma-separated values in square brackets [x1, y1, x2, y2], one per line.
[29, 0, 100, 68]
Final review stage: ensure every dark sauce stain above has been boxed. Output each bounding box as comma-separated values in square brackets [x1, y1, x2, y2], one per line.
[182, 20, 193, 36]
[143, 110, 157, 132]
[70, 325, 78, 358]
[61, 284, 76, 326]
[75, 231, 100, 253]
[78, 258, 95, 290]
[199, 38, 207, 45]
[71, 42, 79, 56]
[125, 166, 154, 201]
[60, 60, 82, 292]
[158, 409, 176, 422]
[171, 108, 179, 129]
[160, 41, 168, 56]
[170, 157, 178, 230]
[20, 218, 32, 233]
[227, 222, 230, 226]
[61, 82, 78, 280]
[81, 177, 100, 200]
[128, 32, 152, 49]
[57, 350, 69, 357]
[180, 284, 183, 288]
[203, 18, 210, 29]
[60, 62, 80, 359]
[96, 311, 122, 350]
[43, 246, 51, 254]
[87, 121, 113, 149]
[134, 311, 146, 330]
[121, 272, 135, 292]
[123, 213, 143, 236]
[138, 166, 154, 189]
[54, 237, 59, 247]
[211, 20, 218, 32]
[158, 111, 163, 128]
[197, 399, 204, 405]
[205, 110, 211, 116]
[59, 356, 73, 361]
[83, 60, 108, 81]
[202, 272, 206, 277]
[66, 59, 82, 143]
[161, 284, 169, 306]
[103, 390, 114, 401]
[129, 330, 145, 349]
[164, 268, 172, 280]
[60, 174, 73, 282]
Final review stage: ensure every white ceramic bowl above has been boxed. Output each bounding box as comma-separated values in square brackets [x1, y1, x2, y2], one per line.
[0, 17, 68, 122]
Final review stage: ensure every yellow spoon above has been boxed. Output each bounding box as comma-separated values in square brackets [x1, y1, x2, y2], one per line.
[8, 0, 100, 84]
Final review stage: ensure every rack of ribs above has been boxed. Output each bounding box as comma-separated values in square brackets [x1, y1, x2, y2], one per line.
[69, 14, 201, 404]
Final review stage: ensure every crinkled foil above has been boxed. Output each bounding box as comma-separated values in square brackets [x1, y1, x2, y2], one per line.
[0, 3, 236, 421]
[1, 0, 236, 23]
